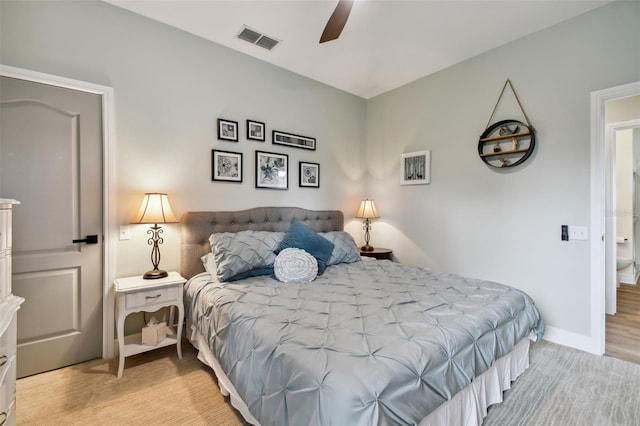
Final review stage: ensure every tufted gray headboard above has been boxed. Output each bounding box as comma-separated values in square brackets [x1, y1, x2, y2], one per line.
[180, 207, 344, 279]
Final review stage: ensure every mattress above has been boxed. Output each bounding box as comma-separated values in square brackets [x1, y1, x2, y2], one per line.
[185, 259, 544, 425]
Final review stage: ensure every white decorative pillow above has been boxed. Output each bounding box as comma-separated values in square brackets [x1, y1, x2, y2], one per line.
[319, 231, 361, 265]
[210, 230, 285, 282]
[274, 248, 318, 284]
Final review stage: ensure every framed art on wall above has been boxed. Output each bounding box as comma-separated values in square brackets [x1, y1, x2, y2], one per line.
[247, 120, 265, 142]
[299, 161, 320, 188]
[217, 118, 238, 142]
[212, 150, 242, 182]
[400, 150, 431, 185]
[273, 130, 316, 150]
[256, 150, 288, 190]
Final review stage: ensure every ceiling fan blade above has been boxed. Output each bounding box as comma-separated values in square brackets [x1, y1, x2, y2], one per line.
[320, 0, 354, 44]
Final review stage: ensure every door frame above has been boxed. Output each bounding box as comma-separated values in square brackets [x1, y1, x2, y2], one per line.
[1, 64, 117, 359]
[605, 120, 640, 316]
[590, 80, 640, 355]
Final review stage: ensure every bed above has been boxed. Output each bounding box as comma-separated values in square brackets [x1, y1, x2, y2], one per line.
[181, 207, 544, 426]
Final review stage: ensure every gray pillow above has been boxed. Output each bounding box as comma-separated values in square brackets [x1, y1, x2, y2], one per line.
[209, 230, 284, 282]
[319, 231, 361, 265]
[200, 253, 219, 281]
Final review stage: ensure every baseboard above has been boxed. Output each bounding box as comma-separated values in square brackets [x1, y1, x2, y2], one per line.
[542, 325, 601, 355]
[618, 272, 636, 285]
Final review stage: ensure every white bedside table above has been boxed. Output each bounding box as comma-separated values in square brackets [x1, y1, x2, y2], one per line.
[114, 271, 186, 378]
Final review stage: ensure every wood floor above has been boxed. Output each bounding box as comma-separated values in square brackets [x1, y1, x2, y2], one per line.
[16, 340, 248, 425]
[605, 283, 640, 364]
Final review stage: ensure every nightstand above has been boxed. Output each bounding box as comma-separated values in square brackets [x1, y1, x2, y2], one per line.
[359, 247, 393, 261]
[114, 271, 185, 378]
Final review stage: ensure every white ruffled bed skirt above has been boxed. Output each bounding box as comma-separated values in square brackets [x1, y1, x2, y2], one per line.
[189, 323, 530, 426]
[420, 337, 530, 425]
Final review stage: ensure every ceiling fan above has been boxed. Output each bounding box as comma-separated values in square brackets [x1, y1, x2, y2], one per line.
[319, 0, 354, 43]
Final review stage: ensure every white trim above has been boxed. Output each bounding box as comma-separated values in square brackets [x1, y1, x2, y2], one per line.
[543, 326, 598, 354]
[0, 64, 117, 359]
[590, 80, 640, 356]
[605, 123, 618, 315]
[606, 119, 640, 314]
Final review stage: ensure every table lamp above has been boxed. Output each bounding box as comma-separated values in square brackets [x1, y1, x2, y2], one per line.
[132, 192, 178, 279]
[356, 199, 379, 251]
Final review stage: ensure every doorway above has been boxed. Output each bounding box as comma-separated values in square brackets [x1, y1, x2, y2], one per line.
[605, 120, 640, 315]
[591, 81, 640, 356]
[0, 65, 117, 366]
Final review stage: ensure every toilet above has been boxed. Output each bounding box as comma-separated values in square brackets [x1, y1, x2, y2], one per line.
[616, 237, 633, 285]
[617, 257, 633, 271]
[616, 257, 633, 286]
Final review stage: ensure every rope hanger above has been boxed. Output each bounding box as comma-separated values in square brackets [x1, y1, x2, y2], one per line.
[485, 79, 534, 130]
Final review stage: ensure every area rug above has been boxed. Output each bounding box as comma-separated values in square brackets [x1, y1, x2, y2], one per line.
[484, 340, 640, 425]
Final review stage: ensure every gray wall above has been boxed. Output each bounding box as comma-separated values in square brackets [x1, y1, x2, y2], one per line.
[2, 0, 640, 347]
[366, 1, 639, 339]
[0, 0, 367, 278]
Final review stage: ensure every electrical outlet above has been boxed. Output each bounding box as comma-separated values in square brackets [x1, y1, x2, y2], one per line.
[119, 225, 131, 240]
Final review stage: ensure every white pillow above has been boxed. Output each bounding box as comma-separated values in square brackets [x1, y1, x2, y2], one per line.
[274, 248, 318, 284]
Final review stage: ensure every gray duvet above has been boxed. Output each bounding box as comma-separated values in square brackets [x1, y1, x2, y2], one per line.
[185, 259, 544, 426]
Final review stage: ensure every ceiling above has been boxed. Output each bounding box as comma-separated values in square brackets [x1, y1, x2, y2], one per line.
[104, 0, 610, 99]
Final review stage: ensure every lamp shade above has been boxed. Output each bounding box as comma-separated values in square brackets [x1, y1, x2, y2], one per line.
[356, 199, 380, 219]
[132, 192, 178, 224]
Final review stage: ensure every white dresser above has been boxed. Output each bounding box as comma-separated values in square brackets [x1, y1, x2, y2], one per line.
[0, 199, 24, 426]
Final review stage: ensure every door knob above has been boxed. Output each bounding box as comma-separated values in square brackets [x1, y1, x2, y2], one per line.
[72, 235, 98, 244]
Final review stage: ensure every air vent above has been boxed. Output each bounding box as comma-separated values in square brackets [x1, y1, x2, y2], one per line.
[237, 25, 281, 51]
[237, 27, 261, 44]
[255, 35, 279, 51]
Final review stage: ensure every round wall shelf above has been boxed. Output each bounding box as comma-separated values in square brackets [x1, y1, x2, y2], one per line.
[478, 119, 535, 168]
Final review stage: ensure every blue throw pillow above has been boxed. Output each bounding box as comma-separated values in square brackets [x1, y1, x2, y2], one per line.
[275, 220, 335, 274]
[226, 267, 275, 282]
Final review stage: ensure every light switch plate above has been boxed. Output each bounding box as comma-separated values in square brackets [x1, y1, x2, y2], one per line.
[569, 225, 588, 241]
[119, 225, 131, 240]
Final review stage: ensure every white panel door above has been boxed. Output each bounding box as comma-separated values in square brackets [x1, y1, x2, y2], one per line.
[0, 76, 103, 378]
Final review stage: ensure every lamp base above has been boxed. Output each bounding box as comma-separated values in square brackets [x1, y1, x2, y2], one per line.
[143, 269, 168, 280]
[360, 244, 375, 252]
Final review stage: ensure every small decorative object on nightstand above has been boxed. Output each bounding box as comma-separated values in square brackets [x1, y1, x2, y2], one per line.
[114, 271, 185, 378]
[355, 199, 380, 251]
[359, 247, 393, 261]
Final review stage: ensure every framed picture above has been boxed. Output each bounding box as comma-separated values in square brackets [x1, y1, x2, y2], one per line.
[217, 118, 238, 142]
[255, 150, 288, 190]
[299, 161, 320, 188]
[247, 120, 265, 142]
[212, 150, 243, 182]
[400, 150, 431, 185]
[273, 130, 316, 151]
